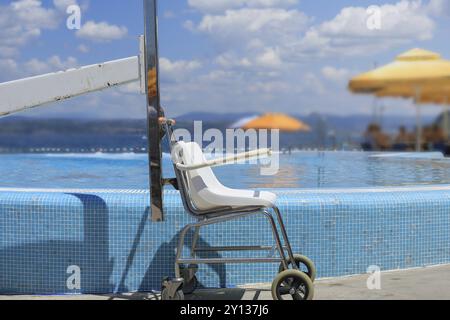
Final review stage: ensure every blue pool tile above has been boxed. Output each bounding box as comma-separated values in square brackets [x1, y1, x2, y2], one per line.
[1, 186, 450, 294]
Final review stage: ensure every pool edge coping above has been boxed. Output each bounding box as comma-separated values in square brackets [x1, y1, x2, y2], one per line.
[2, 184, 450, 195]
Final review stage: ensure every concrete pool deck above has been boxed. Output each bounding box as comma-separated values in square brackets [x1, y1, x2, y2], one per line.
[2, 264, 450, 300]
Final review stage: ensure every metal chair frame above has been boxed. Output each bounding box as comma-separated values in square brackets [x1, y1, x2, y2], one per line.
[161, 120, 299, 294]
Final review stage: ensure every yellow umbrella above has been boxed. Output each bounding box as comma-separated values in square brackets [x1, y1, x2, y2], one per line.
[349, 48, 450, 151]
[375, 84, 450, 99]
[242, 113, 311, 132]
[419, 92, 450, 105]
[349, 49, 450, 92]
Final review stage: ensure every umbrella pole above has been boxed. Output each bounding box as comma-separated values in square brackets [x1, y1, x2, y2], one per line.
[445, 97, 449, 140]
[415, 104, 422, 151]
[415, 87, 422, 152]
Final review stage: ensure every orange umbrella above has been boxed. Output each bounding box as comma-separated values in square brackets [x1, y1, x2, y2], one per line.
[242, 113, 311, 132]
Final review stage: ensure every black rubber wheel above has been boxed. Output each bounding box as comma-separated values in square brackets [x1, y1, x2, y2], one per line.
[272, 269, 314, 300]
[161, 288, 185, 300]
[182, 275, 198, 294]
[279, 254, 316, 282]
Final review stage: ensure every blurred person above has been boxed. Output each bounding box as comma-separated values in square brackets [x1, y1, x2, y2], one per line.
[361, 123, 378, 151]
[393, 126, 414, 151]
[430, 124, 446, 153]
[422, 126, 433, 151]
[362, 123, 391, 151]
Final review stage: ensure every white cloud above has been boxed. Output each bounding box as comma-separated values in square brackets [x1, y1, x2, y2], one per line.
[191, 6, 309, 72]
[163, 10, 176, 19]
[21, 88, 147, 119]
[116, 58, 202, 94]
[158, 66, 330, 116]
[77, 44, 90, 53]
[188, 0, 298, 13]
[0, 59, 19, 80]
[52, 0, 89, 12]
[302, 72, 325, 95]
[0, 0, 90, 59]
[52, 0, 77, 11]
[247, 80, 293, 94]
[24, 56, 78, 75]
[196, 8, 310, 45]
[0, 0, 59, 58]
[1, 0, 444, 119]
[179, 1, 444, 116]
[321, 66, 351, 83]
[191, 0, 438, 62]
[427, 0, 450, 16]
[182, 6, 427, 116]
[24, 0, 438, 118]
[255, 48, 283, 68]
[183, 20, 196, 32]
[159, 58, 202, 82]
[188, 0, 440, 87]
[295, 1, 436, 57]
[216, 52, 252, 69]
[116, 81, 140, 94]
[322, 1, 434, 40]
[76, 21, 128, 42]
[215, 49, 284, 70]
[0, 54, 78, 83]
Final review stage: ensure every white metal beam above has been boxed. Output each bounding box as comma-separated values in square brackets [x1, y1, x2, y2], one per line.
[0, 56, 140, 117]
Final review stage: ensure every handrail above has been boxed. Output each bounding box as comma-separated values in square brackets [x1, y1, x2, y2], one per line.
[176, 148, 272, 171]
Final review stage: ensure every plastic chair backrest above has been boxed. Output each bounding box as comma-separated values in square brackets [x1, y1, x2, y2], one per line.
[171, 141, 225, 211]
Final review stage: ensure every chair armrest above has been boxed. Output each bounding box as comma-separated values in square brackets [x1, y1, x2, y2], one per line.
[176, 148, 272, 171]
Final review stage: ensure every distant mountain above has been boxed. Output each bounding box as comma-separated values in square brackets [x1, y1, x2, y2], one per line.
[175, 112, 437, 133]
[3, 112, 437, 131]
[0, 112, 440, 153]
[175, 112, 257, 123]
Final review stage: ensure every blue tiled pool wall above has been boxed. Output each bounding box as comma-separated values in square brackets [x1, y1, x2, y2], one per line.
[1, 187, 450, 295]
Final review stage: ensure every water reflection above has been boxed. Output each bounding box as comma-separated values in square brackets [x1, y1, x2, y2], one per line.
[2, 152, 450, 189]
[244, 164, 302, 189]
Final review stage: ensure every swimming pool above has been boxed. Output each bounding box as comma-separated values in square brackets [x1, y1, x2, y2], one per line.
[1, 151, 450, 295]
[0, 151, 449, 189]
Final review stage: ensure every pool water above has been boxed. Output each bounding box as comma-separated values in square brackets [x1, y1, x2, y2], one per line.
[1, 151, 450, 190]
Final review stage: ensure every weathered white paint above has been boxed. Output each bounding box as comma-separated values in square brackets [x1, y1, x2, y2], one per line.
[0, 56, 140, 116]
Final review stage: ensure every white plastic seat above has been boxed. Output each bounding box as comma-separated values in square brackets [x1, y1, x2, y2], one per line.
[171, 141, 276, 212]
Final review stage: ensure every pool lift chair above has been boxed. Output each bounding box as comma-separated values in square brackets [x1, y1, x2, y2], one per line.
[160, 119, 317, 300]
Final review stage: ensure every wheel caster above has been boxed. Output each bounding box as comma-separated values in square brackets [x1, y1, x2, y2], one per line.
[161, 277, 185, 300]
[161, 287, 184, 300]
[272, 269, 314, 300]
[279, 254, 316, 282]
[182, 275, 198, 295]
[180, 264, 199, 294]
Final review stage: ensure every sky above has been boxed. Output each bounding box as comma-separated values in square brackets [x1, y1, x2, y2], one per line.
[1, 0, 450, 119]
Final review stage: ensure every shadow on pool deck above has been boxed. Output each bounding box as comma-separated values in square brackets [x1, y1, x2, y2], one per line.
[4, 264, 450, 300]
[140, 228, 227, 292]
[0, 194, 114, 295]
[0, 191, 230, 295]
